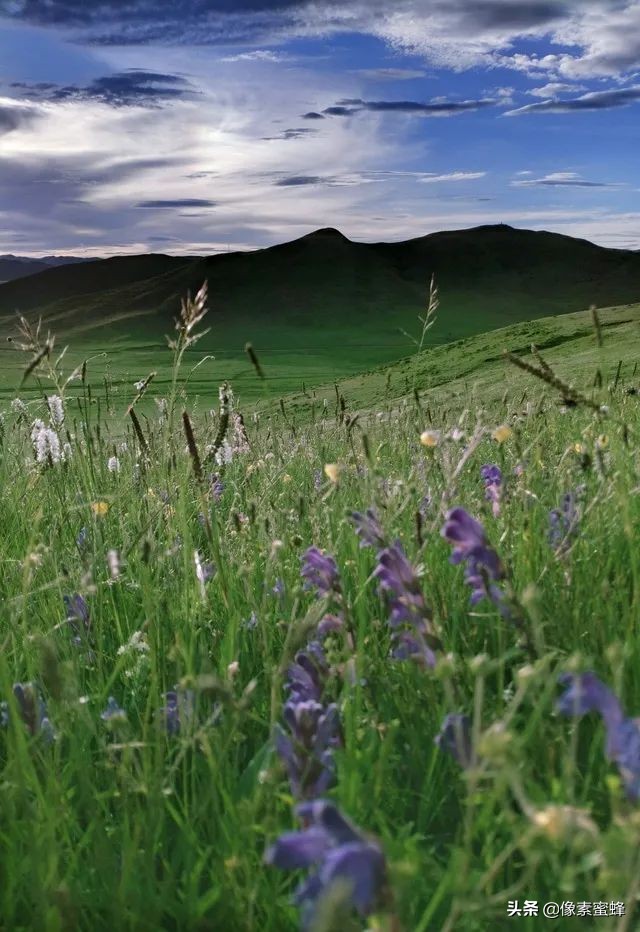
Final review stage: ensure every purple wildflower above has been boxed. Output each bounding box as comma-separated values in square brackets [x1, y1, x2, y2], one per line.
[209, 473, 224, 503]
[285, 648, 329, 705]
[549, 491, 580, 553]
[301, 547, 340, 599]
[275, 700, 341, 799]
[265, 799, 386, 929]
[158, 689, 194, 736]
[480, 464, 502, 517]
[101, 697, 127, 723]
[557, 672, 640, 800]
[374, 541, 438, 667]
[349, 508, 386, 550]
[3, 683, 55, 742]
[441, 508, 507, 612]
[63, 593, 91, 645]
[272, 578, 286, 599]
[435, 713, 474, 768]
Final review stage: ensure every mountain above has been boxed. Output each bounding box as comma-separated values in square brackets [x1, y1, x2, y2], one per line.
[0, 224, 639, 400]
[0, 254, 92, 284]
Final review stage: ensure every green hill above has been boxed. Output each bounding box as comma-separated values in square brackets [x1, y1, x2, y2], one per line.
[1, 224, 639, 403]
[279, 301, 640, 421]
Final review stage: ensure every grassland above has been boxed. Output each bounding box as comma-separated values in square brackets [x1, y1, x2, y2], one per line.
[2, 292, 640, 930]
[2, 224, 640, 408]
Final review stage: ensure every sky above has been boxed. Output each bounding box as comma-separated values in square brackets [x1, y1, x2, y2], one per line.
[0, 0, 639, 256]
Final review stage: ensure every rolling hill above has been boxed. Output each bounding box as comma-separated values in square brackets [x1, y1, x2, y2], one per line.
[1, 224, 639, 403]
[0, 254, 91, 284]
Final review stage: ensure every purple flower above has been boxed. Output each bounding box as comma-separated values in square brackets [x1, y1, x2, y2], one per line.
[209, 472, 224, 503]
[272, 578, 285, 599]
[285, 648, 329, 704]
[4, 682, 55, 741]
[158, 689, 194, 736]
[349, 508, 386, 550]
[63, 593, 91, 645]
[301, 547, 340, 599]
[265, 799, 386, 929]
[275, 700, 341, 799]
[435, 713, 474, 768]
[557, 672, 640, 800]
[441, 508, 507, 612]
[374, 541, 437, 667]
[549, 491, 581, 553]
[480, 464, 502, 517]
[101, 697, 127, 723]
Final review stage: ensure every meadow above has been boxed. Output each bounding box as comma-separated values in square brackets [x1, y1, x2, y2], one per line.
[2, 287, 640, 931]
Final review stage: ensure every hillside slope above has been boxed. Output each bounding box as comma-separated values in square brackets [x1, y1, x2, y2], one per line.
[1, 225, 639, 402]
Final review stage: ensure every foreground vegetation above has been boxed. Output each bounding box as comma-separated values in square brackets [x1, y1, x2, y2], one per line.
[2, 292, 640, 930]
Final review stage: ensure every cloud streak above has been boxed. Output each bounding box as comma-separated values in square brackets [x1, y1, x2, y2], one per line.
[506, 85, 640, 115]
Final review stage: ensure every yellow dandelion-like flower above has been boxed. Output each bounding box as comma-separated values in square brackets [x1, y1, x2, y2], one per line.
[492, 425, 512, 443]
[324, 463, 342, 484]
[91, 501, 110, 517]
[420, 430, 441, 448]
[573, 442, 587, 455]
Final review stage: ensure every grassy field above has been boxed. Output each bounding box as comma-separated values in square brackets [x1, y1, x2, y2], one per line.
[2, 295, 640, 930]
[2, 225, 640, 408]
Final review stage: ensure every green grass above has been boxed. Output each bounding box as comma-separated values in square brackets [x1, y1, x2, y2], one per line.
[2, 300, 640, 930]
[2, 224, 640, 406]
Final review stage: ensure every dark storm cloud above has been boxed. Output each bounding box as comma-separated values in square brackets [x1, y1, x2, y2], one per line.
[0, 1, 578, 46]
[301, 112, 325, 120]
[0, 104, 40, 134]
[323, 97, 497, 117]
[274, 175, 325, 186]
[9, 70, 195, 107]
[508, 86, 640, 115]
[262, 127, 318, 140]
[135, 198, 217, 208]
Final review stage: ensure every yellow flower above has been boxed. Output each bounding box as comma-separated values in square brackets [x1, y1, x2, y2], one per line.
[91, 501, 110, 517]
[492, 425, 512, 443]
[324, 463, 342, 484]
[573, 442, 587, 455]
[420, 429, 441, 448]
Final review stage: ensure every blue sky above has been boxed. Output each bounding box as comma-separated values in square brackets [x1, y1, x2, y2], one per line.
[0, 0, 639, 255]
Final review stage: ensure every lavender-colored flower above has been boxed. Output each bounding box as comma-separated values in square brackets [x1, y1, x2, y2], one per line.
[435, 713, 474, 768]
[158, 689, 195, 736]
[285, 648, 329, 704]
[275, 700, 341, 799]
[374, 541, 437, 667]
[265, 799, 386, 930]
[209, 472, 224, 502]
[272, 577, 286, 599]
[5, 683, 55, 741]
[63, 593, 91, 645]
[76, 526, 89, 551]
[549, 491, 580, 553]
[557, 672, 640, 800]
[243, 611, 259, 631]
[349, 508, 386, 550]
[101, 697, 127, 723]
[480, 464, 502, 517]
[441, 508, 507, 613]
[301, 547, 340, 599]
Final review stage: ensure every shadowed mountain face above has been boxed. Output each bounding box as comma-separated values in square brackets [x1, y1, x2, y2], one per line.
[0, 224, 638, 399]
[0, 254, 91, 283]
